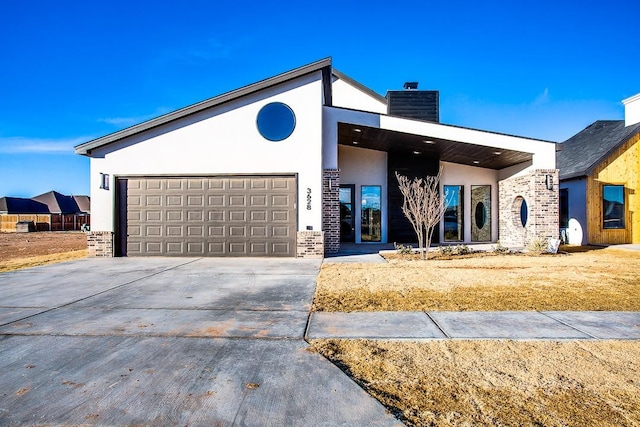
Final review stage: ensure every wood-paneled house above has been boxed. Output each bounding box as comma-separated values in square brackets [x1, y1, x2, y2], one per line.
[557, 93, 640, 245]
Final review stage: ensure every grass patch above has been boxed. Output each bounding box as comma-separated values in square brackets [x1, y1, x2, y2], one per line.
[0, 250, 87, 273]
[311, 339, 640, 427]
[314, 247, 640, 311]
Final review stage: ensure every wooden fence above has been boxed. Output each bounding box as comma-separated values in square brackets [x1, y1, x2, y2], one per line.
[0, 214, 90, 232]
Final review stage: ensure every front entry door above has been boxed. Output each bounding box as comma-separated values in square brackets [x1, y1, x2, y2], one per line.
[339, 185, 355, 242]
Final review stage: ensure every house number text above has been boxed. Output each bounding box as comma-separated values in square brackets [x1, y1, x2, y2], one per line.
[306, 188, 312, 210]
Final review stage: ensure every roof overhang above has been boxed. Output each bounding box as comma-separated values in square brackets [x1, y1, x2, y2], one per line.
[338, 122, 536, 170]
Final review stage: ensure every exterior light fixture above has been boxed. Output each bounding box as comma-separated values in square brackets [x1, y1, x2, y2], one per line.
[545, 174, 553, 190]
[99, 173, 109, 190]
[473, 161, 480, 164]
[354, 128, 362, 132]
[493, 151, 502, 155]
[352, 141, 359, 145]
[413, 151, 421, 155]
[423, 140, 435, 144]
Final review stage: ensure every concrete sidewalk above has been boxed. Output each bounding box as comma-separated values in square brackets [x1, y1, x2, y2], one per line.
[306, 311, 640, 340]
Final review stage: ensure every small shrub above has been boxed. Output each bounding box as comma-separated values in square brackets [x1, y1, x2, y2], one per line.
[438, 246, 454, 256]
[455, 244, 472, 255]
[491, 241, 510, 254]
[528, 237, 549, 253]
[394, 242, 414, 255]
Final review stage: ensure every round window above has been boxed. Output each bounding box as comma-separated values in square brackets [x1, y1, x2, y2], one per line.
[256, 102, 296, 141]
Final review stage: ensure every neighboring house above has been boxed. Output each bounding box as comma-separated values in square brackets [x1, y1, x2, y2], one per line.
[0, 191, 90, 232]
[557, 93, 640, 245]
[75, 58, 558, 258]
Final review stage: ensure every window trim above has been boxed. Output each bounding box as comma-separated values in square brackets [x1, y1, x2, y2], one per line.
[602, 184, 625, 230]
[443, 185, 464, 242]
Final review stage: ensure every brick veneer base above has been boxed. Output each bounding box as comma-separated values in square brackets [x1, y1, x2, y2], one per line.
[322, 169, 340, 255]
[498, 169, 559, 247]
[296, 231, 324, 258]
[87, 231, 114, 257]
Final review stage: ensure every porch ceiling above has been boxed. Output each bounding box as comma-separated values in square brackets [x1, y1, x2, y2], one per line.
[337, 123, 533, 170]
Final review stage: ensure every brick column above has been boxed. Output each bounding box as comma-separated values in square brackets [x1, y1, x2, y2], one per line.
[498, 169, 559, 247]
[87, 231, 114, 257]
[322, 169, 340, 255]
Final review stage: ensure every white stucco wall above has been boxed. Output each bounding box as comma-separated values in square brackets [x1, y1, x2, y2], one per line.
[331, 78, 387, 114]
[560, 178, 587, 245]
[440, 161, 499, 242]
[338, 145, 388, 243]
[322, 106, 381, 169]
[623, 93, 640, 127]
[90, 72, 325, 232]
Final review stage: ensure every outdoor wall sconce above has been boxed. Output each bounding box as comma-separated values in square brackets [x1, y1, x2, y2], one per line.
[100, 173, 109, 190]
[545, 174, 553, 190]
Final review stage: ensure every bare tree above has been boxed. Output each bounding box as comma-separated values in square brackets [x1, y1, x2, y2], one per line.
[396, 167, 448, 260]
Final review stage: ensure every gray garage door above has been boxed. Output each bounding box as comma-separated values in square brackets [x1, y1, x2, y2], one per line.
[120, 176, 297, 257]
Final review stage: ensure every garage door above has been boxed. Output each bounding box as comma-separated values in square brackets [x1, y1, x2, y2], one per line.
[120, 176, 297, 257]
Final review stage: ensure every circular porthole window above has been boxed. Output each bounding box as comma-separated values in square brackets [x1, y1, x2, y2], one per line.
[256, 102, 296, 141]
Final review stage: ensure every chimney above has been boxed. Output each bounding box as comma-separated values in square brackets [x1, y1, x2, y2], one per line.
[622, 92, 640, 127]
[386, 82, 439, 122]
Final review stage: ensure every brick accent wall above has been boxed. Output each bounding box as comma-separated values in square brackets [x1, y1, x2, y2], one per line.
[296, 231, 324, 258]
[322, 169, 340, 255]
[499, 169, 559, 247]
[87, 231, 114, 257]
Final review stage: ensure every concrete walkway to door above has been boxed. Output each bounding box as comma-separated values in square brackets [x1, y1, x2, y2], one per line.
[0, 258, 401, 426]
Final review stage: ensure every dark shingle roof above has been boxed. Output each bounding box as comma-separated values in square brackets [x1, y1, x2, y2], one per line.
[0, 197, 49, 214]
[0, 192, 90, 214]
[557, 120, 640, 180]
[32, 191, 82, 214]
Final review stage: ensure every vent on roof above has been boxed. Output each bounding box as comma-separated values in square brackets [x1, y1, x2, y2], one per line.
[386, 84, 439, 122]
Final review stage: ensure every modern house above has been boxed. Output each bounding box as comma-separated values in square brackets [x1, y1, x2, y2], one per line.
[557, 93, 640, 245]
[0, 191, 90, 232]
[75, 58, 558, 258]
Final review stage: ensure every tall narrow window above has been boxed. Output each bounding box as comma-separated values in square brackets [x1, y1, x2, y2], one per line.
[559, 188, 569, 228]
[603, 185, 624, 229]
[361, 186, 381, 242]
[444, 185, 463, 241]
[471, 185, 491, 242]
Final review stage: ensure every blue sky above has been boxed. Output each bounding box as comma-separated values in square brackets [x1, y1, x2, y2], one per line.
[1, 0, 638, 198]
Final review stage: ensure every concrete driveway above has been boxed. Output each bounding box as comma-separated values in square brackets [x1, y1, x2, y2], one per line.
[0, 258, 401, 426]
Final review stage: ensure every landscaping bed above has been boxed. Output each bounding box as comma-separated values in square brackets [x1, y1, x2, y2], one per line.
[314, 246, 640, 311]
[311, 339, 640, 427]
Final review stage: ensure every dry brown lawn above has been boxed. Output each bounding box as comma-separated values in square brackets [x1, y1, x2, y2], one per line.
[0, 232, 87, 272]
[314, 246, 640, 311]
[311, 339, 640, 427]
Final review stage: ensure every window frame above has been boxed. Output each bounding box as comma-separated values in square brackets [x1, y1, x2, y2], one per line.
[360, 185, 382, 242]
[602, 184, 625, 229]
[443, 185, 464, 242]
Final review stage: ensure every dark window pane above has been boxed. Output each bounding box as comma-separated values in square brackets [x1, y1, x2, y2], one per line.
[444, 185, 463, 241]
[361, 186, 381, 242]
[603, 185, 625, 229]
[559, 189, 569, 228]
[520, 199, 528, 227]
[256, 102, 296, 141]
